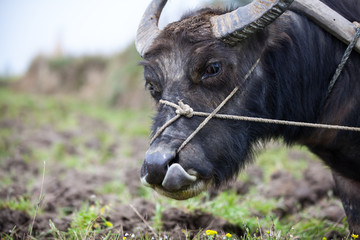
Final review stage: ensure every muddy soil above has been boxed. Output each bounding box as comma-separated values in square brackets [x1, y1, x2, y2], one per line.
[0, 103, 346, 239]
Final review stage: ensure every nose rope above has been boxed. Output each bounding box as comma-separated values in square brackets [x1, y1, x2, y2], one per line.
[150, 50, 360, 151]
[150, 58, 261, 152]
[149, 100, 196, 144]
[175, 84, 242, 153]
[150, 25, 360, 153]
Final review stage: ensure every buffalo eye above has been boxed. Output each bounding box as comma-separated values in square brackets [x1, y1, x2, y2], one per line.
[146, 81, 161, 99]
[202, 62, 222, 80]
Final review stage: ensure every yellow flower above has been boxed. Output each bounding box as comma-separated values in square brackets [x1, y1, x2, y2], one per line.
[206, 230, 218, 236]
[123, 237, 126, 240]
[100, 207, 105, 215]
[226, 233, 232, 238]
[105, 221, 113, 227]
[322, 237, 327, 240]
[352, 234, 359, 239]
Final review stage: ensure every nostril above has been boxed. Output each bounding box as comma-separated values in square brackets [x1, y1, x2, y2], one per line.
[143, 150, 176, 185]
[168, 154, 179, 168]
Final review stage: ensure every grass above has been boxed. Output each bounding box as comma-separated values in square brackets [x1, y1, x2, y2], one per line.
[0, 196, 38, 216]
[0, 87, 354, 239]
[0, 88, 150, 134]
[96, 181, 133, 203]
[255, 145, 311, 181]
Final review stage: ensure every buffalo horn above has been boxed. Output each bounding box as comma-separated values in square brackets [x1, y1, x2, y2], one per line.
[135, 0, 167, 57]
[136, 0, 294, 56]
[211, 0, 294, 45]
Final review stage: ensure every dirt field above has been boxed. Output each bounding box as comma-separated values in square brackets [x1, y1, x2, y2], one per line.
[0, 89, 350, 239]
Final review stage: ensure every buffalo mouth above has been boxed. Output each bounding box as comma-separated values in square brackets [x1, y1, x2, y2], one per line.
[141, 163, 211, 200]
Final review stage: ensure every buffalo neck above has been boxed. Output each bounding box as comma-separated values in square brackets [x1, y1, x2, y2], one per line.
[241, 10, 360, 147]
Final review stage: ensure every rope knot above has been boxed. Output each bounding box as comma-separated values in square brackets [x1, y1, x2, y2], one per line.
[176, 101, 194, 118]
[353, 21, 360, 29]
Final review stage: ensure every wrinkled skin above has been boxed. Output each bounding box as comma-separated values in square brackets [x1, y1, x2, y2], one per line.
[140, 9, 261, 199]
[139, 1, 360, 233]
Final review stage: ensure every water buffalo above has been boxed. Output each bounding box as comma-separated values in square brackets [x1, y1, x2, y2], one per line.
[135, 0, 360, 233]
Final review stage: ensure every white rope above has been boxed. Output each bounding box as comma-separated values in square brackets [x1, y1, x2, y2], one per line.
[160, 101, 360, 132]
[154, 98, 360, 153]
[150, 54, 360, 153]
[176, 86, 240, 153]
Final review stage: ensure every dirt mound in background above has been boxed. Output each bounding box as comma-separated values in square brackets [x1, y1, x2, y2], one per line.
[264, 162, 335, 216]
[12, 45, 152, 110]
[0, 208, 31, 238]
[162, 208, 244, 239]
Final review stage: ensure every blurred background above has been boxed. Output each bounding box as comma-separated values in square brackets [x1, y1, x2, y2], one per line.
[0, 0, 250, 109]
[0, 1, 348, 239]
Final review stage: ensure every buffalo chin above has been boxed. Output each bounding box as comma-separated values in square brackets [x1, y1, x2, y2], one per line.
[153, 180, 210, 200]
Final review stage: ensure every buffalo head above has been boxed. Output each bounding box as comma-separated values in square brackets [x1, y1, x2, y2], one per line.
[136, 0, 294, 200]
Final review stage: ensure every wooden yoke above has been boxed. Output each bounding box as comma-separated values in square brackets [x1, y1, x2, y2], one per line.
[291, 0, 360, 54]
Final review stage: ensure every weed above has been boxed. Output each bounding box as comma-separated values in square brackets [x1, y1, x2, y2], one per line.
[29, 161, 46, 237]
[152, 203, 164, 232]
[49, 219, 66, 240]
[67, 202, 118, 239]
[0, 195, 38, 216]
[0, 226, 17, 240]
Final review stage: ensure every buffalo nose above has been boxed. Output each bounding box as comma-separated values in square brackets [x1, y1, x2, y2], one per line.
[142, 149, 176, 185]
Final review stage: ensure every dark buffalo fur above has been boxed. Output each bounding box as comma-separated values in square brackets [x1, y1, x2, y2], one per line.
[140, 0, 360, 233]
